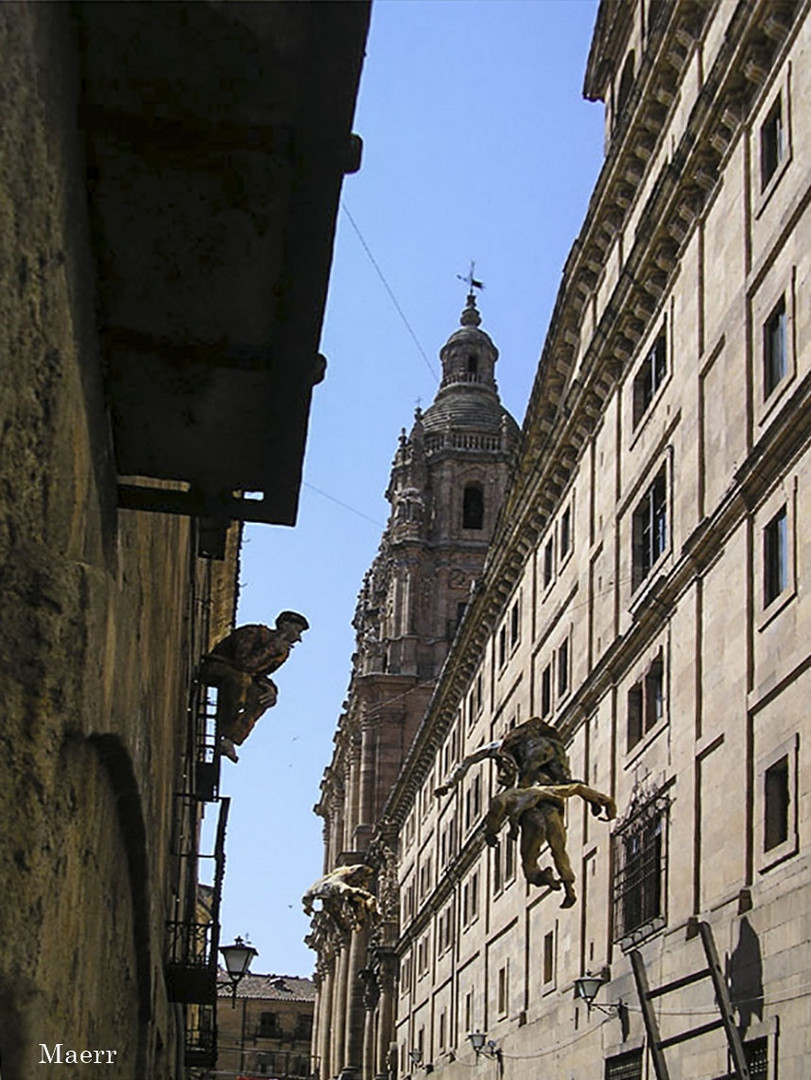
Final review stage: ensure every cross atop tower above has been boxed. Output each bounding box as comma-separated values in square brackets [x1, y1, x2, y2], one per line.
[457, 260, 484, 300]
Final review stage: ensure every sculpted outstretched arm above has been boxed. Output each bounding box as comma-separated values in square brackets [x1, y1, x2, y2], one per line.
[435, 739, 502, 796]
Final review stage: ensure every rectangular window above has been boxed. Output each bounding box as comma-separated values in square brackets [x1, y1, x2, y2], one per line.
[541, 662, 552, 717]
[400, 955, 412, 996]
[543, 930, 554, 985]
[464, 991, 473, 1033]
[438, 1010, 447, 1052]
[498, 626, 507, 667]
[543, 537, 554, 587]
[613, 792, 668, 939]
[605, 1048, 643, 1080]
[761, 95, 784, 189]
[763, 504, 788, 606]
[420, 933, 432, 976]
[628, 649, 666, 750]
[510, 600, 520, 647]
[646, 655, 664, 728]
[744, 1036, 768, 1080]
[764, 755, 790, 852]
[632, 467, 667, 589]
[633, 331, 667, 427]
[560, 506, 572, 558]
[627, 682, 643, 751]
[475, 673, 483, 713]
[497, 965, 509, 1016]
[763, 295, 787, 399]
[557, 638, 569, 698]
[504, 835, 515, 882]
[259, 1012, 280, 1038]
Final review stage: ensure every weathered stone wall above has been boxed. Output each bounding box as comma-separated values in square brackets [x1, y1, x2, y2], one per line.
[0, 6, 236, 1076]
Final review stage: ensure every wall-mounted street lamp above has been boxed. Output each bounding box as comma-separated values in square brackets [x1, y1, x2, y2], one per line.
[220, 935, 258, 1007]
[467, 1032, 502, 1068]
[574, 973, 628, 1029]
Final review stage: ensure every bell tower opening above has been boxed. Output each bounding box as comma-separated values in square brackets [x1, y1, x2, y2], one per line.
[463, 484, 484, 530]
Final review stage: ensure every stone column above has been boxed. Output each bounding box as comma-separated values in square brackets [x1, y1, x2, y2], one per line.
[375, 953, 397, 1080]
[339, 925, 368, 1080]
[360, 967, 380, 1080]
[316, 959, 334, 1080]
[346, 732, 362, 842]
[332, 939, 350, 1078]
[354, 723, 376, 849]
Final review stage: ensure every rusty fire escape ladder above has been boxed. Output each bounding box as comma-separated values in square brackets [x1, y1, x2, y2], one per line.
[629, 921, 750, 1080]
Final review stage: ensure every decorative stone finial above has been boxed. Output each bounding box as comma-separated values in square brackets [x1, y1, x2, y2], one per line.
[456, 261, 484, 327]
[460, 292, 482, 327]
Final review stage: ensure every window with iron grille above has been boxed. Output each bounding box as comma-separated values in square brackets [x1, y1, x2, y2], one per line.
[744, 1035, 768, 1079]
[605, 1047, 643, 1080]
[613, 792, 668, 941]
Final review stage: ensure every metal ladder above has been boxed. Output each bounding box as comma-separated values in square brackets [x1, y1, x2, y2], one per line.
[629, 921, 750, 1080]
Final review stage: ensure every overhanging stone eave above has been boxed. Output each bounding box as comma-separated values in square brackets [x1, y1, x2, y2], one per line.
[73, 0, 370, 527]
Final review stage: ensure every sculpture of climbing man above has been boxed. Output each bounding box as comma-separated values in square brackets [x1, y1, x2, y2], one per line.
[435, 716, 615, 907]
[202, 611, 309, 762]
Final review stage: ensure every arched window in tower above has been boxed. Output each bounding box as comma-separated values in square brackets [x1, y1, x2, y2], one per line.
[463, 484, 484, 530]
[467, 353, 479, 375]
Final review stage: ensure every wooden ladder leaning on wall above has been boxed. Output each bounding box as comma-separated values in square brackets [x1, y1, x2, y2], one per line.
[629, 920, 751, 1080]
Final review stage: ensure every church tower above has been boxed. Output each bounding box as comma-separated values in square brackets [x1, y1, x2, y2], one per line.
[309, 292, 519, 1080]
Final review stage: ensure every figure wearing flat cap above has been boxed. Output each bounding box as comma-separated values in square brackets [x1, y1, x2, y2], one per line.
[202, 611, 309, 762]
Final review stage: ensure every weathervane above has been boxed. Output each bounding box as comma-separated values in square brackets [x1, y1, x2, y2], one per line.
[457, 260, 484, 299]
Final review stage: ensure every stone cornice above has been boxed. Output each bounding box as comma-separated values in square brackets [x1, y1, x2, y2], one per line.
[583, 0, 638, 102]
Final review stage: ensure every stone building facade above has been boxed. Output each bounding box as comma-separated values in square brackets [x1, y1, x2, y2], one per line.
[0, 4, 367, 1078]
[217, 972, 315, 1080]
[319, 1, 811, 1079]
[310, 300, 520, 1080]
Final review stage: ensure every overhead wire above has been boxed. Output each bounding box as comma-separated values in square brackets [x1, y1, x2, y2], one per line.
[303, 480, 386, 529]
[341, 200, 439, 381]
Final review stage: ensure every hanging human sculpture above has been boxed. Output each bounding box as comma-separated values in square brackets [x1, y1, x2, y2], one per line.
[201, 611, 309, 762]
[435, 716, 615, 907]
[302, 864, 379, 933]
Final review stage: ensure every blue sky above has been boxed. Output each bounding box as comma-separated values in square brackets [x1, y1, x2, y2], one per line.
[211, 0, 605, 977]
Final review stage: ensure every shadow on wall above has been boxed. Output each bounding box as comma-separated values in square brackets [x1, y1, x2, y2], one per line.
[727, 916, 764, 1037]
